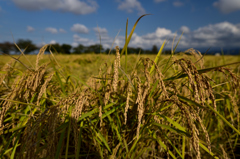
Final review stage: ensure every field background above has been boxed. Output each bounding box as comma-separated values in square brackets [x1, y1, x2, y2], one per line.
[1, 54, 239, 82]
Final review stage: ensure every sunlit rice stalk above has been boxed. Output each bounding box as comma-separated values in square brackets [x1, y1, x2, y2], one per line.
[149, 39, 166, 75]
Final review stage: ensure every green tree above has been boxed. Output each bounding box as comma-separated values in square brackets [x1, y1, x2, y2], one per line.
[152, 45, 158, 54]
[164, 50, 172, 55]
[73, 44, 85, 54]
[17, 39, 37, 54]
[105, 48, 110, 54]
[61, 44, 72, 54]
[127, 47, 136, 54]
[0, 42, 14, 54]
[86, 44, 103, 53]
[136, 47, 143, 54]
[50, 43, 63, 53]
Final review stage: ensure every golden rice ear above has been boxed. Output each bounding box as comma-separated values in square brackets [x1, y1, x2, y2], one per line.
[36, 44, 49, 70]
[124, 80, 132, 125]
[37, 72, 54, 106]
[112, 46, 120, 92]
[184, 48, 204, 68]
[135, 76, 143, 139]
[0, 59, 15, 88]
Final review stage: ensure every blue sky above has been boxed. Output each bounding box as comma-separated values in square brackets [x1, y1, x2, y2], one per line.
[0, 0, 240, 51]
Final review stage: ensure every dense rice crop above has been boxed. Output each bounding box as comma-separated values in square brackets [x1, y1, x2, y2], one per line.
[1, 15, 240, 159]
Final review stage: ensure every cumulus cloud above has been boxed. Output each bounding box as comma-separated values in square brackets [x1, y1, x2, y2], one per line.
[143, 27, 175, 40]
[72, 42, 79, 48]
[213, 0, 240, 13]
[93, 27, 108, 34]
[93, 27, 110, 45]
[154, 0, 167, 3]
[73, 34, 94, 46]
[179, 26, 190, 33]
[127, 28, 175, 49]
[27, 26, 35, 32]
[71, 24, 89, 34]
[173, 1, 184, 7]
[73, 32, 114, 49]
[50, 40, 57, 44]
[72, 28, 119, 49]
[71, 21, 240, 51]
[59, 28, 66, 33]
[11, 0, 98, 15]
[115, 21, 240, 50]
[187, 21, 240, 48]
[36, 42, 46, 48]
[45, 27, 58, 34]
[117, 0, 146, 15]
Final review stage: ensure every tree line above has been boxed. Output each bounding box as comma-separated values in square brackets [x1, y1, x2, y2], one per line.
[0, 39, 171, 55]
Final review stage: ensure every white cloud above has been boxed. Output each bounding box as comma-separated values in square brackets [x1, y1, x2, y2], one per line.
[59, 28, 66, 33]
[143, 27, 175, 40]
[188, 22, 240, 48]
[45, 27, 58, 34]
[179, 26, 190, 33]
[93, 27, 108, 34]
[72, 42, 79, 47]
[156, 28, 174, 37]
[113, 22, 240, 50]
[73, 34, 94, 46]
[173, 1, 184, 7]
[162, 22, 240, 49]
[72, 29, 120, 49]
[93, 27, 110, 45]
[50, 40, 57, 44]
[36, 42, 46, 48]
[71, 21, 240, 51]
[27, 26, 35, 32]
[126, 28, 175, 49]
[154, 0, 167, 3]
[117, 0, 146, 15]
[213, 0, 240, 13]
[71, 24, 89, 34]
[12, 0, 98, 15]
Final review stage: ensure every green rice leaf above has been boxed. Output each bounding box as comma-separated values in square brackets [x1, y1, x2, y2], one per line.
[120, 14, 151, 57]
[97, 132, 112, 153]
[150, 40, 166, 75]
[152, 122, 191, 137]
[55, 127, 66, 159]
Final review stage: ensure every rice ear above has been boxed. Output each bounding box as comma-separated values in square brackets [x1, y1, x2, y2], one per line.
[36, 44, 49, 70]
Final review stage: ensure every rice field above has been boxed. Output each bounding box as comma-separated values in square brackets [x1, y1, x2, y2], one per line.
[0, 53, 239, 83]
[1, 15, 240, 159]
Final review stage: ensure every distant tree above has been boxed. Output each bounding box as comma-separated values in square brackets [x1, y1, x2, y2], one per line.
[73, 44, 85, 54]
[105, 48, 110, 54]
[87, 44, 103, 53]
[127, 47, 136, 54]
[17, 39, 37, 54]
[135, 47, 143, 54]
[152, 45, 158, 54]
[164, 50, 172, 55]
[61, 44, 72, 54]
[0, 42, 14, 54]
[144, 50, 152, 54]
[50, 43, 63, 53]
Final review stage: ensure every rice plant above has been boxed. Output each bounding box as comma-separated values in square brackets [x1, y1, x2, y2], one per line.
[0, 15, 240, 159]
